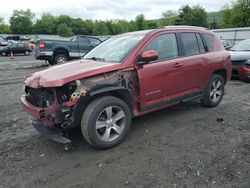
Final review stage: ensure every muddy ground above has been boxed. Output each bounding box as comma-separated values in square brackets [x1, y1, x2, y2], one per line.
[0, 55, 249, 188]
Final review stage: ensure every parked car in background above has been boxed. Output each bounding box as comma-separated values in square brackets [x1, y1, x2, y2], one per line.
[35, 35, 102, 65]
[221, 40, 234, 50]
[21, 35, 31, 41]
[229, 39, 250, 82]
[5, 35, 20, 41]
[0, 43, 32, 56]
[21, 26, 231, 150]
[0, 38, 8, 46]
[7, 40, 18, 45]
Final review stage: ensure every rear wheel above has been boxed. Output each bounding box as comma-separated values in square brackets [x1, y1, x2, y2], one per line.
[201, 74, 225, 107]
[53, 54, 68, 64]
[81, 96, 131, 149]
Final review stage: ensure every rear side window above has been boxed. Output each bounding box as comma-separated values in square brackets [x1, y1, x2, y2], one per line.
[202, 34, 214, 52]
[144, 33, 178, 61]
[181, 33, 200, 56]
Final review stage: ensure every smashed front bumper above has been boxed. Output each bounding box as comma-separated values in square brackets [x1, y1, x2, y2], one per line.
[30, 118, 71, 145]
[21, 95, 74, 148]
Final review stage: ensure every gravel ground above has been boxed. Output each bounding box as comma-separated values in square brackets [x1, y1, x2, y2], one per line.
[0, 55, 249, 188]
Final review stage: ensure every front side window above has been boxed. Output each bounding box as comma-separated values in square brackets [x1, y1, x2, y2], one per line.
[181, 33, 200, 56]
[144, 33, 178, 61]
[84, 34, 145, 62]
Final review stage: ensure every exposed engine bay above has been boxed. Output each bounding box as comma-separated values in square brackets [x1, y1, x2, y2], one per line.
[24, 69, 139, 129]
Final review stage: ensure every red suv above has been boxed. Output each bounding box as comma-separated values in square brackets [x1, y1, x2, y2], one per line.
[21, 26, 231, 150]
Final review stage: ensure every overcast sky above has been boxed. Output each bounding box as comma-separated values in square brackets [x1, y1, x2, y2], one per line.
[1, 0, 230, 22]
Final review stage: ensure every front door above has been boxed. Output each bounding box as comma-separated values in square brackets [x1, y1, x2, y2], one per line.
[137, 33, 187, 111]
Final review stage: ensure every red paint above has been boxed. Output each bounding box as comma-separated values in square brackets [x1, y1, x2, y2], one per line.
[25, 60, 122, 87]
[238, 66, 250, 80]
[140, 50, 158, 62]
[22, 27, 231, 127]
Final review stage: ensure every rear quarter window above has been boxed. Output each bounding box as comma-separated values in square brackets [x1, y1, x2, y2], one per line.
[196, 33, 206, 53]
[202, 34, 214, 52]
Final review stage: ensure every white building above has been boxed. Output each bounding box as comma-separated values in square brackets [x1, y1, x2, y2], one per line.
[212, 27, 250, 44]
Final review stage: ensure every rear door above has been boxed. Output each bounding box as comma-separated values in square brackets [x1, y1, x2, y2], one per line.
[177, 32, 211, 92]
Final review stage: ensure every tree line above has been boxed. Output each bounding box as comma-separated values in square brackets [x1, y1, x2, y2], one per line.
[0, 0, 249, 36]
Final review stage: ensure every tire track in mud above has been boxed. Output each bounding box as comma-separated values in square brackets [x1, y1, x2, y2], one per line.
[0, 77, 24, 85]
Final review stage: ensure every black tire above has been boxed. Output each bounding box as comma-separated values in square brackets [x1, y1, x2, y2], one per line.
[1, 51, 7, 56]
[47, 59, 53, 65]
[243, 78, 250, 83]
[201, 74, 225, 107]
[53, 54, 68, 64]
[81, 96, 131, 149]
[24, 51, 30, 56]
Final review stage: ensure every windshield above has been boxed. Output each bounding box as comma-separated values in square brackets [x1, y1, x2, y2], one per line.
[83, 34, 145, 62]
[231, 40, 250, 51]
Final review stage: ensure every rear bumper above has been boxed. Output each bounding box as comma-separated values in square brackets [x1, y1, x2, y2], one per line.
[35, 50, 53, 60]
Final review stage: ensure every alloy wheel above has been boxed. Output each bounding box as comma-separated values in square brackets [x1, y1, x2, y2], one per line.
[210, 79, 223, 103]
[95, 106, 126, 142]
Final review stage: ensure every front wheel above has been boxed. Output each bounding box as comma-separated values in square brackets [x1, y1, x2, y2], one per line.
[81, 96, 131, 149]
[201, 74, 225, 107]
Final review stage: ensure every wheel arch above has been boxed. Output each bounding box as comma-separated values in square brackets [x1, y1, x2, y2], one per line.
[89, 87, 133, 112]
[72, 87, 133, 129]
[52, 47, 69, 58]
[212, 69, 227, 83]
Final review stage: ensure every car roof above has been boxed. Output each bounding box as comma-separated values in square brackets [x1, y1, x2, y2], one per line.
[120, 26, 209, 37]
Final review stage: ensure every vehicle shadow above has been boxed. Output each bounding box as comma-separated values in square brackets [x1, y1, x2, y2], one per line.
[66, 99, 202, 152]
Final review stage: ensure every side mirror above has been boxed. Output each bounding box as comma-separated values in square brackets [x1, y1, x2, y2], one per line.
[138, 50, 158, 65]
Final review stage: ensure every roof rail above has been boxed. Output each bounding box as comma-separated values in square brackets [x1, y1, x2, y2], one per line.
[157, 25, 207, 30]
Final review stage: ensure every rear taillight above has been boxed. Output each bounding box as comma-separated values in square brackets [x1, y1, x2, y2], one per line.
[39, 42, 45, 49]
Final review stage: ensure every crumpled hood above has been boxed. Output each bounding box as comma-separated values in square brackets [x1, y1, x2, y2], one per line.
[229, 51, 250, 61]
[25, 60, 122, 88]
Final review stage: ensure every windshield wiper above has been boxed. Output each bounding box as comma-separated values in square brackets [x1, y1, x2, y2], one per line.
[84, 57, 106, 61]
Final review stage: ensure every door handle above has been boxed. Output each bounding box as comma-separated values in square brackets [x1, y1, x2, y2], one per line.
[173, 63, 183, 68]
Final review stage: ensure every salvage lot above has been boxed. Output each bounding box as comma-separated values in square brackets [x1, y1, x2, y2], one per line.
[0, 55, 250, 188]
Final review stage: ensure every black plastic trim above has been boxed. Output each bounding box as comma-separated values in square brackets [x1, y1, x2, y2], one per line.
[141, 90, 204, 112]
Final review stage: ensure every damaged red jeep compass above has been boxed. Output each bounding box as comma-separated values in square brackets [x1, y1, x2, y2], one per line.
[21, 26, 231, 150]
